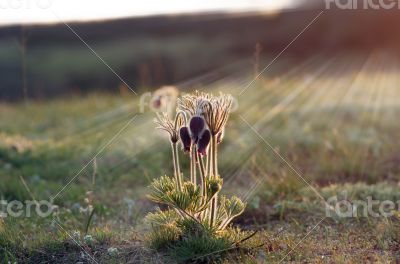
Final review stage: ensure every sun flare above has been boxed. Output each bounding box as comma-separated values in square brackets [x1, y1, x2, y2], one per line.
[0, 0, 293, 26]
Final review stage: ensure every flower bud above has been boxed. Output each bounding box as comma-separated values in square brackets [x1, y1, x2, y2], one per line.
[189, 116, 205, 143]
[179, 126, 191, 153]
[197, 129, 211, 156]
[207, 177, 223, 197]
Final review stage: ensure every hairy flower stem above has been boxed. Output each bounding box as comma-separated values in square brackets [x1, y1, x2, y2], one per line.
[197, 152, 207, 198]
[211, 135, 218, 177]
[197, 151, 207, 220]
[206, 148, 210, 176]
[171, 142, 182, 191]
[190, 145, 197, 185]
[210, 135, 218, 228]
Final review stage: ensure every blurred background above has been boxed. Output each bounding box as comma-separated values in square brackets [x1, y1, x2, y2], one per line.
[1, 0, 400, 100]
[2, 1, 400, 262]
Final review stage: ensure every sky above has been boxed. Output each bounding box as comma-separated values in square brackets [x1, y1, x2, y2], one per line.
[0, 0, 293, 26]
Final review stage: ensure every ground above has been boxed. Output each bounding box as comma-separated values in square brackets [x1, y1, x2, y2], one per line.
[1, 54, 400, 263]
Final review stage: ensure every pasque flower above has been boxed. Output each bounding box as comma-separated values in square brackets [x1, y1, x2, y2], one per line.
[178, 91, 210, 116]
[148, 91, 245, 239]
[201, 94, 233, 136]
[179, 126, 191, 153]
[155, 111, 186, 191]
[197, 129, 211, 156]
[155, 112, 181, 143]
[189, 116, 206, 143]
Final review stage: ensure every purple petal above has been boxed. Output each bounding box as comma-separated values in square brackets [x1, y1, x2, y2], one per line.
[189, 116, 205, 143]
[197, 129, 211, 156]
[179, 127, 191, 153]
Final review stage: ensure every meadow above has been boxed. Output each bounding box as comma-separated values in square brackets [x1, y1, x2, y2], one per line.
[1, 52, 400, 263]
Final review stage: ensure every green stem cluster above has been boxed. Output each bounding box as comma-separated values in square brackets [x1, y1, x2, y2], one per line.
[148, 94, 246, 242]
